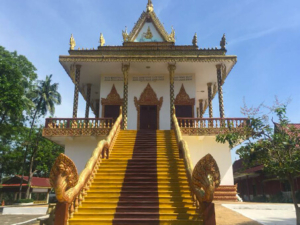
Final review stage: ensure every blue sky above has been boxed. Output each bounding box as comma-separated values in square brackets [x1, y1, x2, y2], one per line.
[1, 0, 299, 161]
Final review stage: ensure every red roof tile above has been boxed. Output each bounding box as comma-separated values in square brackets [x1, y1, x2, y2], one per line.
[3, 176, 51, 188]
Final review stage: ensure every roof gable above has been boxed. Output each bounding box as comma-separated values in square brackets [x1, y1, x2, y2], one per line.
[123, 2, 175, 43]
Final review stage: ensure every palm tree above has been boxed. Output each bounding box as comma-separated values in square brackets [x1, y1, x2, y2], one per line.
[18, 74, 61, 199]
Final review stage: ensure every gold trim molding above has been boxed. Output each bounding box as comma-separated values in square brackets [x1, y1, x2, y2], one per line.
[101, 84, 123, 117]
[174, 84, 195, 106]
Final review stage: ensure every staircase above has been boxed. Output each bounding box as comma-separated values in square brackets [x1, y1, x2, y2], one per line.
[214, 185, 237, 201]
[69, 130, 202, 225]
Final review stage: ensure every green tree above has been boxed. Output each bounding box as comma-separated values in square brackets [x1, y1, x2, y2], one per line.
[0, 46, 37, 127]
[0, 46, 37, 183]
[216, 104, 300, 225]
[19, 75, 61, 199]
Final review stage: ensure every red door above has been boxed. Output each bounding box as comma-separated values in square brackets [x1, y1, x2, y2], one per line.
[140, 105, 157, 130]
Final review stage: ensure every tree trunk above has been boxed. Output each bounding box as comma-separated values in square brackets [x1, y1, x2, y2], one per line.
[25, 153, 35, 199]
[18, 102, 41, 200]
[288, 176, 300, 225]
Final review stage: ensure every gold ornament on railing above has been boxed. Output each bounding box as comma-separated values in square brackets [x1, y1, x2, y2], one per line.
[192, 154, 220, 202]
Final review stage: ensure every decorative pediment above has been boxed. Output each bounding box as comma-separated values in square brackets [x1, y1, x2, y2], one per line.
[123, 1, 175, 43]
[101, 84, 123, 105]
[134, 83, 163, 110]
[174, 84, 195, 105]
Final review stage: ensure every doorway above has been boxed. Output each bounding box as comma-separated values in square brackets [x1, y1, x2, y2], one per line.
[140, 105, 157, 130]
[175, 105, 193, 118]
[104, 105, 120, 121]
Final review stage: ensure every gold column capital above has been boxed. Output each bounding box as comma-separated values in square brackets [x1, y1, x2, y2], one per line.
[75, 64, 82, 70]
[216, 64, 222, 70]
[168, 63, 176, 72]
[207, 82, 213, 87]
[199, 99, 203, 103]
[122, 63, 130, 73]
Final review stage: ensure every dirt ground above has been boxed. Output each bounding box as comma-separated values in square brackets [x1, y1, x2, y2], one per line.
[215, 202, 261, 225]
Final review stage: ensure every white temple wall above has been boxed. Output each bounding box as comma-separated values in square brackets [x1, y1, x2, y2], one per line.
[99, 76, 124, 117]
[65, 137, 106, 174]
[127, 74, 170, 130]
[182, 135, 234, 185]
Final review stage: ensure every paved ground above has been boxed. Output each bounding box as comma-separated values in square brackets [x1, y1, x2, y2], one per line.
[0, 214, 42, 225]
[222, 203, 297, 225]
[0, 202, 296, 225]
[215, 202, 262, 225]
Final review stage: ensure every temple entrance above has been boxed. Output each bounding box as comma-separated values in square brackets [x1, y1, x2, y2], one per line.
[134, 83, 163, 130]
[140, 105, 157, 130]
[104, 105, 120, 121]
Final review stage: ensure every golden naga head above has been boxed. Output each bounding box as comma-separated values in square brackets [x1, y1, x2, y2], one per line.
[192, 154, 220, 202]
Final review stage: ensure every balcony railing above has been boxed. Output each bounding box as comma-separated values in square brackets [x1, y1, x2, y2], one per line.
[177, 117, 249, 135]
[43, 118, 114, 137]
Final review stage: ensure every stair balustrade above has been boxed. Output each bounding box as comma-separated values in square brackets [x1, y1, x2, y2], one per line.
[49, 108, 122, 225]
[172, 110, 221, 221]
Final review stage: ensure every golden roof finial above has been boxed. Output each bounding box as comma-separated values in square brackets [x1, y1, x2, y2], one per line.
[192, 33, 198, 46]
[220, 33, 227, 50]
[122, 26, 129, 42]
[70, 34, 76, 50]
[99, 33, 105, 47]
[168, 26, 175, 42]
[147, 0, 153, 12]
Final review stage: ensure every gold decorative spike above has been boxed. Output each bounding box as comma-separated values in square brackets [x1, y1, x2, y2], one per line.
[192, 33, 198, 46]
[122, 26, 129, 42]
[70, 34, 76, 50]
[99, 33, 105, 47]
[147, 0, 154, 12]
[192, 154, 220, 202]
[168, 26, 175, 42]
[144, 26, 153, 39]
[220, 33, 226, 50]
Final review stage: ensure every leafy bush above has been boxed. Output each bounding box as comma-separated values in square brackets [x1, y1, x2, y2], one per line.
[252, 195, 268, 202]
[269, 192, 289, 203]
[14, 199, 34, 204]
[296, 191, 300, 202]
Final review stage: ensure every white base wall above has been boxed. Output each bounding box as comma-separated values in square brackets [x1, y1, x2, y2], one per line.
[64, 136, 106, 174]
[182, 135, 234, 185]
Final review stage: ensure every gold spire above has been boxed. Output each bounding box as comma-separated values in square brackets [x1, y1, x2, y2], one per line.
[147, 0, 153, 12]
[192, 33, 198, 46]
[168, 26, 175, 42]
[122, 26, 128, 42]
[69, 34, 76, 50]
[99, 33, 105, 46]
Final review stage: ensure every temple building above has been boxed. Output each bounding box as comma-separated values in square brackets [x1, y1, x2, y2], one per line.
[44, 1, 248, 224]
